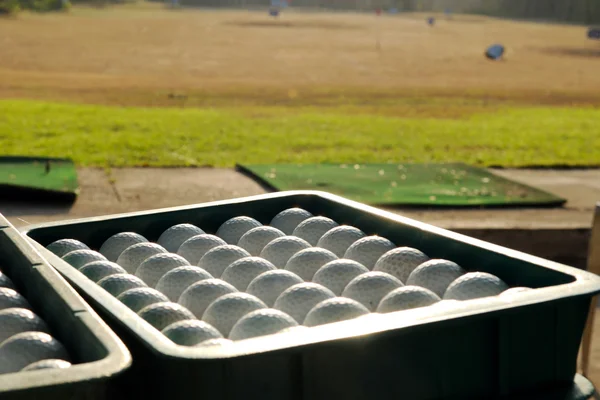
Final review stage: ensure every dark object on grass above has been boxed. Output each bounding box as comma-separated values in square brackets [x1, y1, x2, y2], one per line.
[269, 8, 279, 17]
[588, 28, 600, 40]
[485, 44, 505, 60]
[427, 17, 435, 26]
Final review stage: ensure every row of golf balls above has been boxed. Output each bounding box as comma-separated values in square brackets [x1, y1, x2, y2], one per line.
[0, 269, 72, 374]
[46, 208, 528, 345]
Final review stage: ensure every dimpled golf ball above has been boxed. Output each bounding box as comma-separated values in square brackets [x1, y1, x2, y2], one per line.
[221, 257, 276, 291]
[406, 259, 466, 298]
[155, 266, 213, 301]
[270, 208, 314, 235]
[304, 297, 370, 327]
[444, 272, 509, 301]
[376, 286, 441, 313]
[216, 216, 262, 245]
[0, 288, 30, 311]
[0, 272, 15, 290]
[246, 270, 304, 307]
[21, 359, 72, 371]
[62, 250, 107, 270]
[117, 287, 170, 313]
[116, 242, 167, 274]
[500, 287, 532, 297]
[0, 308, 49, 343]
[136, 253, 190, 288]
[198, 245, 251, 278]
[202, 293, 267, 337]
[99, 232, 148, 262]
[162, 320, 223, 346]
[284, 248, 338, 281]
[158, 223, 205, 253]
[344, 236, 395, 270]
[274, 283, 335, 324]
[342, 271, 403, 311]
[79, 260, 127, 283]
[177, 235, 227, 265]
[138, 302, 196, 331]
[260, 236, 311, 268]
[195, 338, 233, 348]
[374, 247, 430, 283]
[292, 217, 339, 246]
[316, 225, 366, 258]
[0, 332, 70, 374]
[229, 309, 298, 341]
[237, 226, 285, 256]
[98, 274, 147, 297]
[312, 259, 369, 296]
[178, 279, 238, 319]
[46, 239, 89, 258]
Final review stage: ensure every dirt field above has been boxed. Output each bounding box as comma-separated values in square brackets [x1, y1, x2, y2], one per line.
[0, 4, 599, 106]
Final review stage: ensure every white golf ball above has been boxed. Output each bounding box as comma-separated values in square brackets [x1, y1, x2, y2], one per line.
[406, 259, 466, 298]
[177, 234, 227, 265]
[444, 272, 509, 301]
[312, 259, 369, 295]
[162, 320, 223, 346]
[0, 308, 49, 343]
[284, 248, 338, 281]
[0, 332, 70, 374]
[21, 359, 71, 371]
[178, 279, 238, 319]
[79, 260, 127, 283]
[376, 286, 441, 313]
[316, 225, 366, 257]
[344, 236, 396, 270]
[202, 293, 267, 337]
[237, 226, 285, 256]
[62, 250, 107, 270]
[216, 216, 262, 245]
[135, 253, 190, 288]
[157, 224, 205, 253]
[500, 287, 532, 297]
[0, 272, 15, 290]
[138, 302, 196, 331]
[46, 239, 89, 258]
[98, 274, 147, 297]
[229, 309, 297, 341]
[221, 257, 276, 291]
[374, 247, 430, 283]
[342, 271, 403, 311]
[292, 216, 339, 246]
[303, 297, 370, 327]
[155, 266, 213, 301]
[274, 283, 335, 324]
[99, 232, 148, 262]
[246, 270, 304, 307]
[0, 288, 30, 311]
[198, 245, 251, 278]
[117, 287, 169, 313]
[260, 236, 311, 268]
[270, 208, 313, 235]
[116, 242, 167, 274]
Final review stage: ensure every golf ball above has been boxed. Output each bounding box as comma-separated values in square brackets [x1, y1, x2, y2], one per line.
[444, 272, 509, 301]
[216, 216, 262, 245]
[21, 359, 71, 371]
[177, 234, 227, 265]
[237, 226, 285, 256]
[155, 266, 213, 301]
[0, 308, 49, 343]
[138, 302, 196, 331]
[0, 332, 70, 374]
[221, 257, 276, 291]
[202, 293, 267, 337]
[274, 282, 335, 324]
[406, 259, 466, 298]
[316, 225, 366, 258]
[78, 260, 127, 283]
[98, 274, 147, 297]
[62, 250, 107, 270]
[342, 271, 403, 311]
[284, 247, 338, 281]
[312, 259, 369, 295]
[259, 236, 311, 268]
[0, 288, 30, 311]
[376, 286, 441, 313]
[270, 208, 313, 235]
[246, 270, 304, 307]
[373, 247, 430, 283]
[344, 236, 395, 270]
[292, 216, 339, 246]
[135, 253, 190, 288]
[304, 297, 369, 327]
[229, 309, 298, 341]
[116, 242, 167, 274]
[99, 232, 148, 262]
[158, 224, 205, 253]
[178, 279, 238, 319]
[46, 239, 89, 258]
[162, 320, 223, 346]
[198, 245, 251, 278]
[117, 287, 169, 313]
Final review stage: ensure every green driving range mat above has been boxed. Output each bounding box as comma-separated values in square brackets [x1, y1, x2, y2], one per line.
[0, 156, 79, 201]
[237, 163, 566, 207]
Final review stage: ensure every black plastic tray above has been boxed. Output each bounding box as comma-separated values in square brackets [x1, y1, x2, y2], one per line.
[21, 191, 600, 400]
[0, 214, 131, 399]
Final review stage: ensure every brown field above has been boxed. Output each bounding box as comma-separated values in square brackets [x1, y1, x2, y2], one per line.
[0, 3, 600, 107]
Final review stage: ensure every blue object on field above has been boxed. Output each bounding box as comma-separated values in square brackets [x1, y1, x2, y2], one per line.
[388, 7, 398, 14]
[588, 28, 600, 40]
[427, 17, 435, 26]
[485, 44, 505, 60]
[269, 8, 280, 17]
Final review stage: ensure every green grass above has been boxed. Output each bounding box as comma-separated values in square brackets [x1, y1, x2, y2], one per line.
[1, 99, 599, 167]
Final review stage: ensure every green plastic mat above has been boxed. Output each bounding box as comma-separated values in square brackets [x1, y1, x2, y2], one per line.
[0, 156, 78, 201]
[237, 163, 566, 207]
